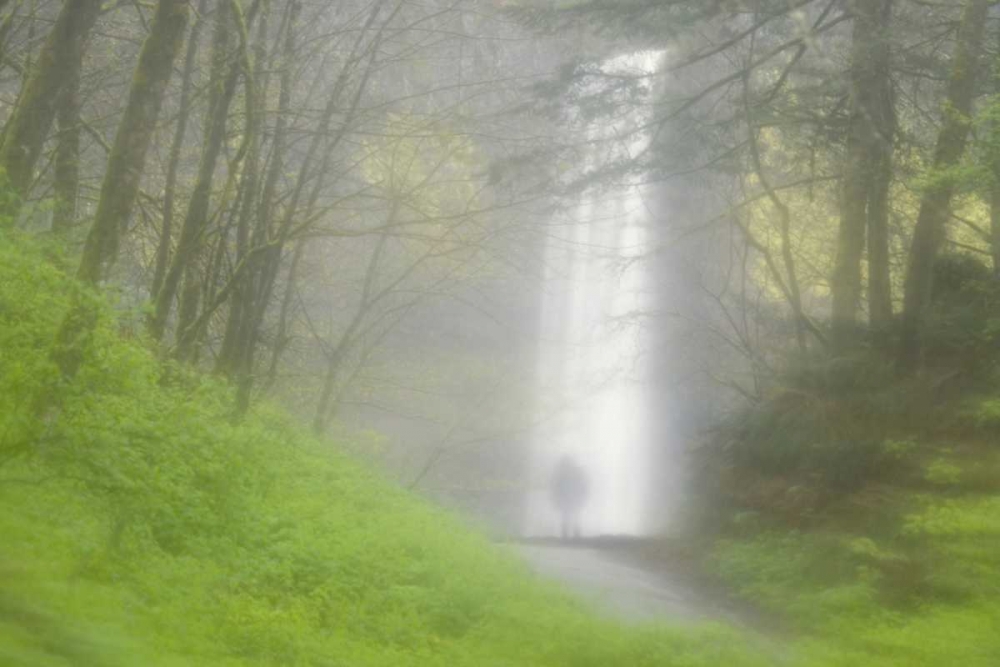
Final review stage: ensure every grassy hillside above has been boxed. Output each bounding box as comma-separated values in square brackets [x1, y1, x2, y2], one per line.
[0, 229, 770, 666]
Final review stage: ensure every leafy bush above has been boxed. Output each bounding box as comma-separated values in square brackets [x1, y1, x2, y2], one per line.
[714, 352, 920, 500]
[923, 253, 1000, 367]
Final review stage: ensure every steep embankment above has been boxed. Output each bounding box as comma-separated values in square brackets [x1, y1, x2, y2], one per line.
[0, 230, 769, 666]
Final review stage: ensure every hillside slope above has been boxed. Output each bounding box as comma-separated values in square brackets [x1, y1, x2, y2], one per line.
[0, 230, 769, 666]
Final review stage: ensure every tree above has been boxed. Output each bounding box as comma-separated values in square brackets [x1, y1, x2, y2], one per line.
[830, 0, 895, 347]
[218, 0, 301, 416]
[78, 0, 190, 285]
[0, 0, 102, 203]
[149, 0, 253, 343]
[151, 0, 210, 299]
[51, 43, 84, 233]
[898, 0, 991, 370]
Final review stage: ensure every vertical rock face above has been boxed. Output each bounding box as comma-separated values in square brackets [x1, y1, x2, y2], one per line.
[524, 51, 661, 539]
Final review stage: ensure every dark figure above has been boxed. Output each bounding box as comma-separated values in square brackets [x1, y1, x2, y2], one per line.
[550, 456, 589, 540]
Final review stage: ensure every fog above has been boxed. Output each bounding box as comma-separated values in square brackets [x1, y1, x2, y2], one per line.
[4, 1, 998, 663]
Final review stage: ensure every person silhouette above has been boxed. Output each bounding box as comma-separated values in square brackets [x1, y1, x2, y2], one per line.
[550, 456, 589, 540]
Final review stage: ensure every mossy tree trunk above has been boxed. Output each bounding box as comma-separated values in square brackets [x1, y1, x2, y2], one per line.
[151, 0, 209, 300]
[261, 239, 306, 396]
[218, 0, 299, 416]
[51, 50, 83, 233]
[0, 0, 102, 204]
[77, 0, 190, 285]
[831, 0, 895, 348]
[171, 0, 260, 364]
[863, 1, 896, 338]
[150, 0, 240, 341]
[898, 0, 991, 370]
[214, 0, 275, 377]
[989, 29, 1000, 279]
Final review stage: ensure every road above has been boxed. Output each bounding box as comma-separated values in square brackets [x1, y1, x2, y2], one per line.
[516, 543, 748, 626]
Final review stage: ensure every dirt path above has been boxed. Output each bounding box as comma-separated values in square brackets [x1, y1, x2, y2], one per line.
[515, 542, 757, 628]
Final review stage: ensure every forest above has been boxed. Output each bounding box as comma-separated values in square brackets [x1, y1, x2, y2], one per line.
[1, 0, 1000, 665]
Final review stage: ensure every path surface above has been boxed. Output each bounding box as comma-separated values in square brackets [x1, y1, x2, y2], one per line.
[516, 543, 748, 626]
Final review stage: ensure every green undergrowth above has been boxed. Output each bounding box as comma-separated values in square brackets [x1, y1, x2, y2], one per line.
[696, 334, 1000, 664]
[0, 229, 772, 665]
[710, 507, 1000, 666]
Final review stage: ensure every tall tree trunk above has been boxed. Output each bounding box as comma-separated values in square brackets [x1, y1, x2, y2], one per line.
[866, 0, 896, 336]
[261, 238, 305, 395]
[175, 266, 202, 359]
[991, 177, 1000, 276]
[831, 0, 895, 347]
[0, 4, 23, 82]
[150, 0, 243, 341]
[0, 0, 102, 202]
[214, 171, 255, 374]
[51, 53, 82, 232]
[151, 0, 208, 299]
[223, 0, 299, 418]
[171, 0, 260, 361]
[217, 0, 276, 380]
[990, 27, 1000, 278]
[898, 0, 990, 370]
[312, 235, 389, 435]
[77, 0, 190, 285]
[867, 116, 895, 333]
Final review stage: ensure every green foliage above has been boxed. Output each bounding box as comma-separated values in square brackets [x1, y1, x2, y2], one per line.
[919, 253, 1000, 364]
[717, 352, 920, 497]
[700, 327, 1000, 666]
[904, 496, 1000, 540]
[0, 228, 769, 666]
[922, 458, 962, 487]
[881, 438, 917, 461]
[968, 395, 1000, 430]
[711, 520, 1000, 666]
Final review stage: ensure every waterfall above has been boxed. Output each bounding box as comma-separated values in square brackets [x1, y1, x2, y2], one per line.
[525, 51, 662, 538]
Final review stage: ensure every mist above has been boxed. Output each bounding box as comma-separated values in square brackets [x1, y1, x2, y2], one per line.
[2, 1, 999, 665]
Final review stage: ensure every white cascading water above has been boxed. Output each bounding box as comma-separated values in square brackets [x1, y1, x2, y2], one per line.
[525, 51, 662, 538]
